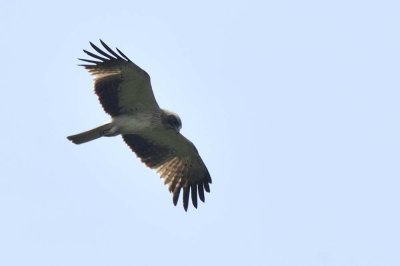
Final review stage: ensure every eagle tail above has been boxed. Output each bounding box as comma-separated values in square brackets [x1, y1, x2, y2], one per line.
[67, 123, 113, 144]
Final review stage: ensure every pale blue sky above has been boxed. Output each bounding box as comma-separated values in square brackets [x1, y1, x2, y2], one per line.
[1, 1, 399, 265]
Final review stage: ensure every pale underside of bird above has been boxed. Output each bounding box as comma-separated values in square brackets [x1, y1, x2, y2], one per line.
[67, 40, 212, 211]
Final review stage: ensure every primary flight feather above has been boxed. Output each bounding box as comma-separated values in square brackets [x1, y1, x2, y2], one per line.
[67, 40, 212, 211]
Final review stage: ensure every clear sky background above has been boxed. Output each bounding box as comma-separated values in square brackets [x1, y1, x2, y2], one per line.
[0, 1, 399, 265]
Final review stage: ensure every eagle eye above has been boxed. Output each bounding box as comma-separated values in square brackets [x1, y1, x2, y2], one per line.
[166, 114, 182, 131]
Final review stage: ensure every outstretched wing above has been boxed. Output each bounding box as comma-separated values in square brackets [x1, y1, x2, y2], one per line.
[122, 131, 212, 211]
[79, 40, 159, 116]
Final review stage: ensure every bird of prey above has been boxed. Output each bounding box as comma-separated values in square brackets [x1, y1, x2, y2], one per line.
[67, 40, 212, 211]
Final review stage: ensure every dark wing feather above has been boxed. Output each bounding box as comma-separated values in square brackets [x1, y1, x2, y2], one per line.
[79, 40, 159, 117]
[122, 133, 212, 211]
[89, 42, 116, 59]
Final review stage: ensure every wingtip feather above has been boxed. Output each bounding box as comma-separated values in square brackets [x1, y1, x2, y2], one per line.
[198, 183, 205, 202]
[183, 186, 190, 211]
[191, 184, 198, 208]
[204, 182, 210, 193]
[173, 186, 181, 206]
[90, 41, 116, 59]
[100, 40, 124, 60]
[116, 47, 132, 62]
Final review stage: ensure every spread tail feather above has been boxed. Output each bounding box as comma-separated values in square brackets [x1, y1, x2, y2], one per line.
[67, 123, 113, 144]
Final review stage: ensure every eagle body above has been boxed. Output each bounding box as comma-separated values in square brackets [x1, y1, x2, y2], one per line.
[111, 112, 159, 134]
[67, 40, 211, 211]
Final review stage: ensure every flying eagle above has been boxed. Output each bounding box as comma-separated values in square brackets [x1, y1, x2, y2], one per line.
[67, 40, 212, 211]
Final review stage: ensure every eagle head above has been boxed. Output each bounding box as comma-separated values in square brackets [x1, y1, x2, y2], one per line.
[161, 109, 182, 132]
